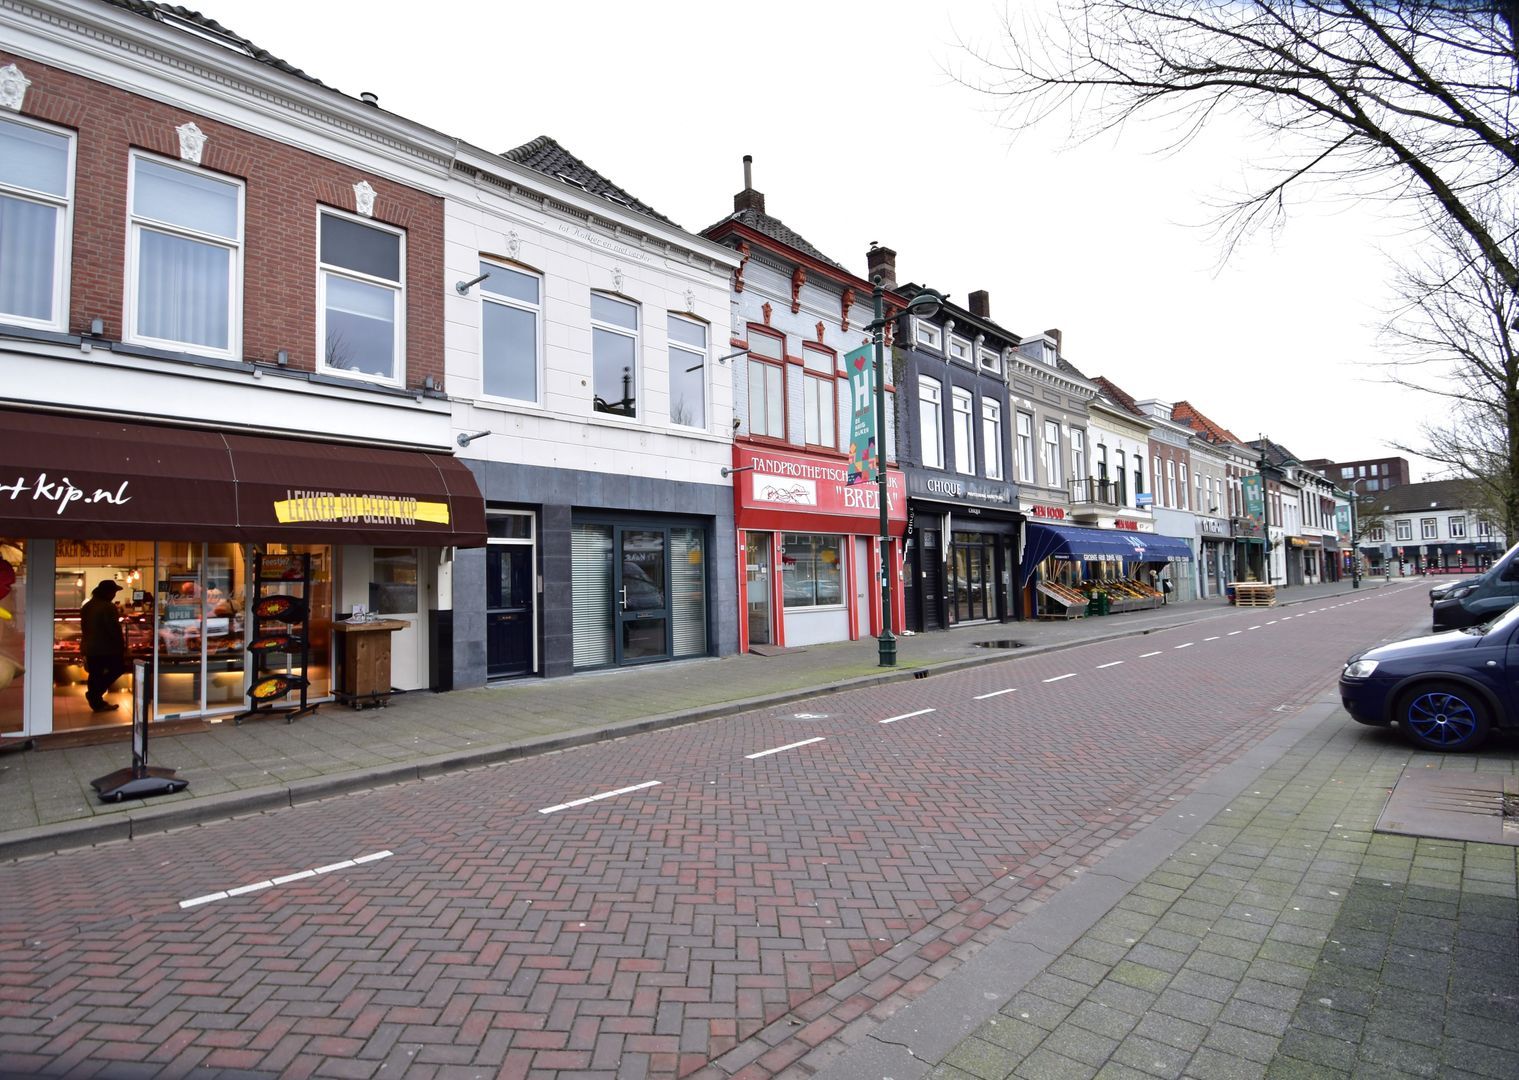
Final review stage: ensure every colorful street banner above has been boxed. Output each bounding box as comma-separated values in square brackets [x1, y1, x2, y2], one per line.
[845, 345, 877, 486]
[1240, 474, 1265, 538]
[1335, 504, 1352, 542]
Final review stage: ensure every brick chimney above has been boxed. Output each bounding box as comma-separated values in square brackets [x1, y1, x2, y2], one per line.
[968, 290, 990, 318]
[733, 154, 765, 214]
[866, 242, 897, 290]
[1045, 327, 1063, 354]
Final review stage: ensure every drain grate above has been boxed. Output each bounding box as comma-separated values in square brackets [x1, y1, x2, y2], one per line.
[1376, 769, 1519, 846]
[974, 640, 1025, 649]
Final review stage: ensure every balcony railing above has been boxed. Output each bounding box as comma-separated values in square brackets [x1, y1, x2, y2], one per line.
[1069, 477, 1120, 508]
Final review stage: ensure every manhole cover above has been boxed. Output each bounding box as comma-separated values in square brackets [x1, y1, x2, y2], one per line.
[1376, 769, 1519, 846]
[975, 640, 1026, 649]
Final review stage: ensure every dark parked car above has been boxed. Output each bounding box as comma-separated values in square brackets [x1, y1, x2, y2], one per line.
[1430, 541, 1519, 630]
[1428, 575, 1481, 606]
[1341, 601, 1519, 751]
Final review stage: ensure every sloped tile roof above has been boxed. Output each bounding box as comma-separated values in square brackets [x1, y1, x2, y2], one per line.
[1091, 376, 1145, 419]
[704, 208, 848, 271]
[503, 136, 676, 227]
[105, 1, 329, 87]
[1172, 401, 1241, 444]
[1372, 478, 1479, 513]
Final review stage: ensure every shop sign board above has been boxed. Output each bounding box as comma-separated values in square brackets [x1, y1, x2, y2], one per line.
[736, 445, 904, 523]
[1136, 492, 1153, 508]
[906, 470, 1017, 507]
[845, 346, 878, 486]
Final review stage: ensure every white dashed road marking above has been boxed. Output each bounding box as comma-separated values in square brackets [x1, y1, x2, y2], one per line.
[1174, 643, 1193, 650]
[973, 688, 1017, 700]
[539, 780, 662, 814]
[1140, 651, 1162, 658]
[880, 708, 935, 725]
[1204, 636, 1220, 641]
[1043, 673, 1077, 683]
[745, 736, 827, 759]
[180, 850, 395, 909]
[1096, 661, 1124, 669]
[1228, 631, 1242, 636]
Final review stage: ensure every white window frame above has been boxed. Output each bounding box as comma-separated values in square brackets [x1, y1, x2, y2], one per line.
[1043, 419, 1063, 488]
[919, 375, 944, 469]
[127, 151, 244, 359]
[801, 344, 836, 448]
[478, 259, 543, 405]
[1154, 456, 1165, 507]
[951, 387, 975, 476]
[1421, 517, 1438, 540]
[948, 335, 973, 366]
[317, 207, 404, 384]
[1395, 520, 1413, 542]
[668, 313, 708, 430]
[978, 348, 1001, 374]
[746, 329, 786, 439]
[0, 113, 73, 331]
[1177, 462, 1188, 510]
[983, 399, 1003, 481]
[1477, 519, 1494, 537]
[590, 291, 640, 420]
[1016, 412, 1035, 484]
[913, 319, 942, 351]
[1070, 429, 1086, 492]
[1369, 525, 1386, 542]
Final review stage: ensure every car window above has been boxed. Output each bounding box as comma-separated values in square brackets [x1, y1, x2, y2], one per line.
[1482, 600, 1519, 638]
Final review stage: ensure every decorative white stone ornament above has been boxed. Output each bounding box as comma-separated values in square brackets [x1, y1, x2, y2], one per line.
[0, 64, 31, 112]
[611, 265, 624, 292]
[353, 180, 376, 218]
[505, 230, 521, 258]
[684, 289, 696, 314]
[176, 122, 207, 164]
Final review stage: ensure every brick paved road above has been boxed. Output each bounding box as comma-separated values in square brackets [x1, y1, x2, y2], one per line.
[0, 586, 1430, 1078]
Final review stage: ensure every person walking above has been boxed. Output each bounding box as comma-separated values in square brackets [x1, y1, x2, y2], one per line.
[80, 580, 127, 712]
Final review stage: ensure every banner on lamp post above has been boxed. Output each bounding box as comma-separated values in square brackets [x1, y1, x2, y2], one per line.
[845, 345, 878, 486]
[1242, 474, 1265, 535]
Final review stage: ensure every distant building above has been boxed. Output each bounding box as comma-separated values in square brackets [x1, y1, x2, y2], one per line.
[1361, 479, 1506, 573]
[1302, 456, 1411, 495]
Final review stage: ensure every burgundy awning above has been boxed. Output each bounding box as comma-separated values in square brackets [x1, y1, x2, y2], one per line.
[0, 409, 486, 547]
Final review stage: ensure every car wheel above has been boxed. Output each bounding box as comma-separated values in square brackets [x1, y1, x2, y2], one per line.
[1397, 682, 1491, 752]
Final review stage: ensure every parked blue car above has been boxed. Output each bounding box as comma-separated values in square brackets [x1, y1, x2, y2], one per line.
[1341, 601, 1519, 751]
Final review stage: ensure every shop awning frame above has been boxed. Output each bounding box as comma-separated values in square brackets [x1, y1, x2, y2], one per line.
[1020, 524, 1193, 585]
[0, 408, 486, 547]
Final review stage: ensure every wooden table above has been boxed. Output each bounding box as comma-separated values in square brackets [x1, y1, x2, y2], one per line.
[332, 619, 409, 708]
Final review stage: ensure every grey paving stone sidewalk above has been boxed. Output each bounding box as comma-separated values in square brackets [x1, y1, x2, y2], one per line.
[928, 716, 1519, 1080]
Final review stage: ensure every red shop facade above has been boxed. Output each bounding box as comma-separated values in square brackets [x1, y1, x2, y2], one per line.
[732, 444, 906, 651]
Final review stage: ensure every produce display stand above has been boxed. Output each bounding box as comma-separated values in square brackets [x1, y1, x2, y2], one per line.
[332, 618, 408, 709]
[90, 659, 187, 802]
[1036, 581, 1086, 619]
[234, 552, 318, 724]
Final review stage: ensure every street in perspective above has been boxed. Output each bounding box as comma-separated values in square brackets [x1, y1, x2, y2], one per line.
[3, 2, 1518, 1079]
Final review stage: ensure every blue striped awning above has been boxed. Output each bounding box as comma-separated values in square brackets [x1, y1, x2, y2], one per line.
[1022, 524, 1192, 585]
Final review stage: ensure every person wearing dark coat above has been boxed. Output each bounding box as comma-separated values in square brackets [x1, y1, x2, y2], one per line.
[80, 580, 127, 712]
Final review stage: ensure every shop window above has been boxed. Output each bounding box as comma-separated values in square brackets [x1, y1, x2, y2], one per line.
[591, 293, 639, 418]
[319, 209, 403, 381]
[129, 154, 242, 356]
[746, 329, 785, 438]
[951, 387, 974, 476]
[670, 527, 706, 658]
[0, 538, 25, 735]
[919, 376, 944, 469]
[802, 344, 835, 448]
[0, 115, 72, 329]
[371, 548, 418, 614]
[780, 534, 843, 608]
[480, 261, 540, 402]
[669, 315, 707, 429]
[983, 399, 1003, 481]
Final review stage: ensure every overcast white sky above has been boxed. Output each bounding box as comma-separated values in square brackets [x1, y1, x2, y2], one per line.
[193, 0, 1447, 480]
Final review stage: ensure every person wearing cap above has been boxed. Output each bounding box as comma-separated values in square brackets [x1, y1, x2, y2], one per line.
[80, 580, 127, 712]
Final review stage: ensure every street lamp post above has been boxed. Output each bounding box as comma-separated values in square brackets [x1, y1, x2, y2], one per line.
[1257, 444, 1272, 585]
[866, 278, 946, 667]
[1346, 478, 1364, 588]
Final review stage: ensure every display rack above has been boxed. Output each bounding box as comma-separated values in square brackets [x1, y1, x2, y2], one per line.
[234, 551, 318, 724]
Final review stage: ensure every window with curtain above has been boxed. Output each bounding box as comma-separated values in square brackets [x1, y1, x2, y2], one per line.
[982, 399, 1003, 480]
[919, 376, 944, 469]
[951, 387, 974, 475]
[319, 210, 402, 380]
[1016, 412, 1035, 483]
[129, 155, 241, 355]
[0, 116, 71, 328]
[480, 261, 540, 402]
[591, 293, 639, 417]
[668, 315, 707, 429]
[802, 345, 835, 448]
[1043, 419, 1062, 488]
[747, 329, 785, 438]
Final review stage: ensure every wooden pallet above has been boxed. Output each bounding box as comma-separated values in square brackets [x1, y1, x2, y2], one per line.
[1233, 584, 1277, 607]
